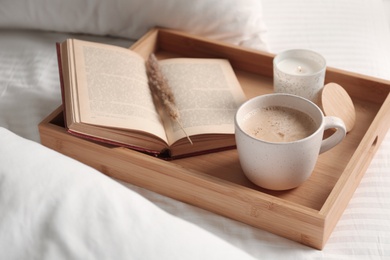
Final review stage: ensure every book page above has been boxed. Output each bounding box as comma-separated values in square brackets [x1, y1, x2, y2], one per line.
[70, 40, 167, 143]
[158, 58, 246, 145]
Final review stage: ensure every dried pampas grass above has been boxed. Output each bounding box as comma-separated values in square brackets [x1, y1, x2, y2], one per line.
[146, 53, 192, 145]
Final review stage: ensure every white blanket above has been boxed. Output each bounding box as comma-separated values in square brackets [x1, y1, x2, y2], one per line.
[0, 127, 255, 260]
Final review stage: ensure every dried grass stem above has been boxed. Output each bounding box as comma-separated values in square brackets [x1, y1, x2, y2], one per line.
[146, 53, 193, 145]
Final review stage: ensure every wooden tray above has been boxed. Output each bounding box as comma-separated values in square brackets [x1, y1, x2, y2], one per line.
[39, 28, 390, 249]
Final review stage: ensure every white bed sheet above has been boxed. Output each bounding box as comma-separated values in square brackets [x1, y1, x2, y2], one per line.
[263, 0, 390, 81]
[1, 0, 390, 259]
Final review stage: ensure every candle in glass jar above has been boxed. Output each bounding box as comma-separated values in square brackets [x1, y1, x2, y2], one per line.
[273, 49, 326, 104]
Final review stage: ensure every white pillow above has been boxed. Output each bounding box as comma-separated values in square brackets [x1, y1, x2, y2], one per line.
[0, 0, 268, 51]
[0, 127, 255, 260]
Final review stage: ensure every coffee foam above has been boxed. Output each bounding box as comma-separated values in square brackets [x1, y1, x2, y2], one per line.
[242, 106, 317, 143]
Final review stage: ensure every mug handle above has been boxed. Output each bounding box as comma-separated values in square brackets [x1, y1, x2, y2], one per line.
[319, 116, 347, 154]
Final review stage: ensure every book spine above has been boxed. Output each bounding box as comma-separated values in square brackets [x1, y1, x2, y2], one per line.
[66, 129, 162, 157]
[56, 42, 67, 124]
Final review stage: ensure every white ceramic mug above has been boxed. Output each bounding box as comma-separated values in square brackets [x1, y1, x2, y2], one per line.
[234, 93, 346, 190]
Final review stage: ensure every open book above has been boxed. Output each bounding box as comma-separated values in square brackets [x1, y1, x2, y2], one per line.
[57, 39, 246, 158]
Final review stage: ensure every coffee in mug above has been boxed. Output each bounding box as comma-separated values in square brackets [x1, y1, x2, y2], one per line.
[241, 106, 317, 143]
[235, 93, 346, 190]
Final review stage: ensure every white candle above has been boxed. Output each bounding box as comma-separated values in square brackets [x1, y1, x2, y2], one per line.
[273, 49, 326, 104]
[276, 57, 323, 76]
